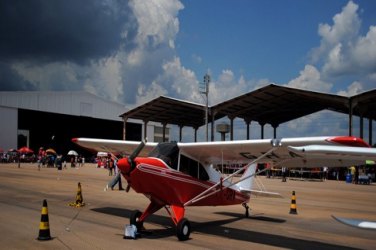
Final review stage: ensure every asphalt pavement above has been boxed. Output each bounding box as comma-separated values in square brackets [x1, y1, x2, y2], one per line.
[0, 162, 375, 249]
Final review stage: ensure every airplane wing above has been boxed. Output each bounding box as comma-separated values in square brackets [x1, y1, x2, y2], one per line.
[178, 136, 376, 168]
[72, 138, 157, 156]
[332, 215, 376, 230]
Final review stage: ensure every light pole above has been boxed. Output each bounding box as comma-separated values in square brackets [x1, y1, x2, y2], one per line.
[199, 74, 210, 141]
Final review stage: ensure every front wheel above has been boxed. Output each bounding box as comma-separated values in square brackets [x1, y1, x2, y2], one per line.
[176, 218, 191, 241]
[130, 210, 144, 230]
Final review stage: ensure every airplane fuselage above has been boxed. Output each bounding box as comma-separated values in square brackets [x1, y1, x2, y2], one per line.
[122, 157, 250, 207]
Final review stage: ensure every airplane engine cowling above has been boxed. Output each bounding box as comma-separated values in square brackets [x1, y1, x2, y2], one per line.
[117, 158, 131, 174]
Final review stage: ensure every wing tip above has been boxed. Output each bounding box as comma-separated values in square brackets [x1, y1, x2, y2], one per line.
[329, 136, 370, 147]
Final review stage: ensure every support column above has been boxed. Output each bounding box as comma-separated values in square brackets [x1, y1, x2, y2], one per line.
[179, 125, 183, 142]
[348, 99, 353, 136]
[260, 122, 265, 139]
[272, 124, 278, 139]
[244, 119, 251, 140]
[211, 111, 215, 141]
[229, 117, 234, 141]
[194, 127, 198, 142]
[143, 120, 148, 140]
[369, 119, 373, 146]
[359, 115, 364, 139]
[162, 123, 167, 142]
[122, 116, 128, 140]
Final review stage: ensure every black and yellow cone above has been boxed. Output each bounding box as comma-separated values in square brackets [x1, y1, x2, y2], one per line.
[289, 191, 298, 214]
[37, 199, 51, 241]
[69, 182, 85, 207]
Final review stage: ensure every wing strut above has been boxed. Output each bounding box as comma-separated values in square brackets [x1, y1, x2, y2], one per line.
[183, 146, 279, 207]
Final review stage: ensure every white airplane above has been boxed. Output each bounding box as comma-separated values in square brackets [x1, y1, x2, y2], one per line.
[73, 135, 376, 240]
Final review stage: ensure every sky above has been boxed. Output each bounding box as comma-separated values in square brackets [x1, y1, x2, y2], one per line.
[0, 0, 376, 142]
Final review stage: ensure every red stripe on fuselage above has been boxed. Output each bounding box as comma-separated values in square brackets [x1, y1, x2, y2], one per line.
[123, 159, 249, 207]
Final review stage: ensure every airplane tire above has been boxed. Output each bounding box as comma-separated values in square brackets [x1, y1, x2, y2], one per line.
[176, 218, 190, 241]
[130, 210, 143, 230]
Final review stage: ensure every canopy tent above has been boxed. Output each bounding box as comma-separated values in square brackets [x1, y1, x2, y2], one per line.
[46, 148, 56, 155]
[67, 150, 78, 156]
[97, 152, 109, 157]
[18, 146, 34, 154]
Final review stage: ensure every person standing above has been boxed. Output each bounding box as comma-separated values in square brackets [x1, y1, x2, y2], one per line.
[281, 167, 287, 182]
[105, 156, 124, 191]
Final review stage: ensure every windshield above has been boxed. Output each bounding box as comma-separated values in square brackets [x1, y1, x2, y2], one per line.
[148, 142, 179, 169]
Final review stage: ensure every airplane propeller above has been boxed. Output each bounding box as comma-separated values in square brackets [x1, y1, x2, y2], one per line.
[117, 139, 147, 176]
[128, 138, 146, 172]
[104, 139, 147, 192]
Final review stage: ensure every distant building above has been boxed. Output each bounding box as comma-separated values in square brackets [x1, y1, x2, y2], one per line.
[0, 91, 168, 155]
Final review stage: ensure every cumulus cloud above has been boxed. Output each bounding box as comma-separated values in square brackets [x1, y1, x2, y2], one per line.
[285, 65, 332, 92]
[208, 70, 275, 105]
[310, 1, 376, 81]
[336, 81, 363, 97]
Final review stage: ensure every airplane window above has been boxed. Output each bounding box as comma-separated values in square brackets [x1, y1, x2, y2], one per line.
[148, 142, 179, 170]
[179, 154, 209, 181]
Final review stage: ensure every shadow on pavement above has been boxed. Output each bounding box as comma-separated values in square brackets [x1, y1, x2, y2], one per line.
[92, 207, 358, 250]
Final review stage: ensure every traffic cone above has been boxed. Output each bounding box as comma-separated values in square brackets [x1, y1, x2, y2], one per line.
[289, 191, 298, 214]
[37, 199, 51, 241]
[69, 182, 85, 207]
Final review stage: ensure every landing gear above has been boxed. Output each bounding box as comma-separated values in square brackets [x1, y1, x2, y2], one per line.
[130, 210, 144, 230]
[242, 203, 250, 218]
[176, 218, 191, 241]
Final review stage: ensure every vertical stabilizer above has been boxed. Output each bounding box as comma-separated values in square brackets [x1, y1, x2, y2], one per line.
[237, 163, 257, 192]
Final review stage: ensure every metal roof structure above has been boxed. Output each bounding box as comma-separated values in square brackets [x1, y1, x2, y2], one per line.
[211, 84, 351, 126]
[121, 96, 207, 129]
[120, 84, 376, 142]
[350, 89, 376, 119]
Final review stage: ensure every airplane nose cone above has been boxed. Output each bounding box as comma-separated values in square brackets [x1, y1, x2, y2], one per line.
[117, 158, 131, 174]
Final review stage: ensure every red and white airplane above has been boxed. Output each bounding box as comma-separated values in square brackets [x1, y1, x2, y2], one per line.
[73, 136, 376, 240]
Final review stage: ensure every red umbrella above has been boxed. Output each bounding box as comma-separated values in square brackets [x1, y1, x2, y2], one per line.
[18, 146, 34, 154]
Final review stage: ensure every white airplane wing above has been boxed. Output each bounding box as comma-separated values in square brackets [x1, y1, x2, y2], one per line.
[332, 215, 376, 230]
[72, 138, 157, 156]
[178, 136, 376, 168]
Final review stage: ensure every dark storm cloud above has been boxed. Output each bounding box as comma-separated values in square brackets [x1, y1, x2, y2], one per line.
[0, 0, 137, 64]
[0, 62, 36, 91]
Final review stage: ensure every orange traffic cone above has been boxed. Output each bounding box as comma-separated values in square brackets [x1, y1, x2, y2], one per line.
[289, 191, 298, 214]
[69, 182, 85, 207]
[37, 199, 51, 241]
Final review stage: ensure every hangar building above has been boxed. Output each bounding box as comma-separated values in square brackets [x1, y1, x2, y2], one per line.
[0, 91, 168, 156]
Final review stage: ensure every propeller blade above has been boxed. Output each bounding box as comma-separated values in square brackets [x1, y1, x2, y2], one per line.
[129, 138, 147, 162]
[118, 139, 147, 175]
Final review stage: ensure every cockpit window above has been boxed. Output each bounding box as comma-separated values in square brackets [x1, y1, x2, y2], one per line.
[148, 142, 179, 169]
[148, 142, 209, 181]
[179, 154, 209, 181]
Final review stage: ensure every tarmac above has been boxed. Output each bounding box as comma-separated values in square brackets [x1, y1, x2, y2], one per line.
[0, 162, 375, 250]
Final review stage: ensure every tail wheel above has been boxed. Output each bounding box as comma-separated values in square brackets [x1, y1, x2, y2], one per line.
[130, 210, 144, 230]
[176, 218, 191, 241]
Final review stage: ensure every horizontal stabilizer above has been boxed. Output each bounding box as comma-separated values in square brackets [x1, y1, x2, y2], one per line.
[240, 189, 282, 198]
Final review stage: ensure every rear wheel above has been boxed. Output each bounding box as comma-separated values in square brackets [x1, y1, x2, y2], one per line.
[130, 210, 144, 230]
[176, 218, 190, 241]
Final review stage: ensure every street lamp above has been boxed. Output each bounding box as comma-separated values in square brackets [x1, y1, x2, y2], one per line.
[199, 74, 210, 141]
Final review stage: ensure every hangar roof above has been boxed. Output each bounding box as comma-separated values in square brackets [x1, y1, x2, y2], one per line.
[120, 84, 376, 129]
[350, 89, 376, 120]
[211, 84, 350, 126]
[121, 96, 206, 128]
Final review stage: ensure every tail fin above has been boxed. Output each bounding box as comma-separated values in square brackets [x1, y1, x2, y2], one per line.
[237, 163, 257, 192]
